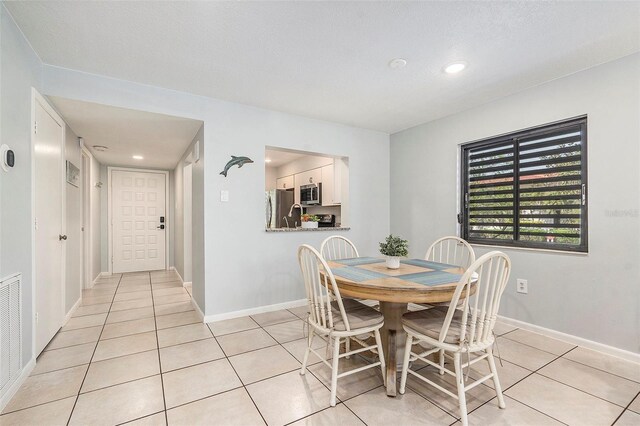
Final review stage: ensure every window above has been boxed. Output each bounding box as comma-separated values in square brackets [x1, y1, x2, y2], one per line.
[460, 116, 588, 252]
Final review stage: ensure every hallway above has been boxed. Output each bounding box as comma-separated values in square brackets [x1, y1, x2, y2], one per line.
[0, 270, 197, 424]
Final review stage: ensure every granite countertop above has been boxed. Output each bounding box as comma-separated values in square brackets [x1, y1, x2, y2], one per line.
[265, 226, 350, 232]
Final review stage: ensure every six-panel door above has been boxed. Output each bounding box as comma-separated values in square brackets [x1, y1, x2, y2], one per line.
[112, 170, 166, 273]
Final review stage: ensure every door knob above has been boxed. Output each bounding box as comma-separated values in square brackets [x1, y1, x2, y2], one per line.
[59, 234, 67, 241]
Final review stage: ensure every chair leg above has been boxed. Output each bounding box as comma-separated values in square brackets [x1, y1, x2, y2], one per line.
[453, 352, 469, 426]
[398, 333, 413, 395]
[439, 348, 445, 375]
[487, 347, 506, 409]
[374, 329, 386, 383]
[330, 336, 341, 407]
[345, 337, 351, 359]
[300, 328, 314, 375]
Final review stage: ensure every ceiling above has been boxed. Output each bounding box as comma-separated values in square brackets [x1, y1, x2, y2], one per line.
[265, 149, 308, 168]
[7, 1, 640, 133]
[49, 97, 202, 169]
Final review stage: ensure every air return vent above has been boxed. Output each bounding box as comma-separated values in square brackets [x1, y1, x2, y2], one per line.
[0, 274, 22, 396]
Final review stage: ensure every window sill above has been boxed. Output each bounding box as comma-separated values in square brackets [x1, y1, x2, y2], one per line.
[469, 242, 588, 256]
[265, 226, 350, 233]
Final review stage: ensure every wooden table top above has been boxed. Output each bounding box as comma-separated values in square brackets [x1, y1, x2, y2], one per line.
[324, 257, 468, 304]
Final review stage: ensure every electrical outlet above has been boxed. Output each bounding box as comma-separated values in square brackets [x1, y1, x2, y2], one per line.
[516, 279, 528, 294]
[220, 190, 229, 202]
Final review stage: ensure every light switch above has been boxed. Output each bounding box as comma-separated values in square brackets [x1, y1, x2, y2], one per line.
[220, 190, 229, 202]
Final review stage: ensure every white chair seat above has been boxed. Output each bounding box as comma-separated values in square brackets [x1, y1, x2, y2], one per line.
[330, 300, 384, 331]
[340, 298, 369, 311]
[402, 306, 467, 344]
[399, 251, 512, 426]
[298, 244, 386, 407]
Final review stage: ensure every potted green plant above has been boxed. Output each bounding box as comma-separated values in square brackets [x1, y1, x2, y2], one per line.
[379, 234, 408, 269]
[301, 214, 320, 229]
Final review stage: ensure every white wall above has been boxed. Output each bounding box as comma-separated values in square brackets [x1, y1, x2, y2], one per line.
[390, 53, 640, 353]
[0, 4, 43, 365]
[265, 166, 277, 190]
[64, 125, 81, 311]
[42, 65, 390, 318]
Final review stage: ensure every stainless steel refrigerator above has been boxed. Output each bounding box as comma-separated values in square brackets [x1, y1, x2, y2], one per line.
[265, 189, 299, 228]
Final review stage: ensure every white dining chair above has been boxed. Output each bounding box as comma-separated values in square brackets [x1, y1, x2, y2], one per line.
[320, 235, 359, 261]
[425, 236, 475, 269]
[319, 235, 376, 355]
[297, 244, 386, 406]
[398, 251, 512, 426]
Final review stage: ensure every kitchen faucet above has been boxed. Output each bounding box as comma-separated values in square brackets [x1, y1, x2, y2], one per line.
[288, 203, 304, 218]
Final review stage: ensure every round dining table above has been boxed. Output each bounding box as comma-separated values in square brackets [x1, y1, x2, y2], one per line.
[324, 256, 469, 397]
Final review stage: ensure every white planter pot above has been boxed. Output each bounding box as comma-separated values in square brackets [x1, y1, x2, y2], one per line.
[385, 256, 400, 269]
[301, 221, 318, 229]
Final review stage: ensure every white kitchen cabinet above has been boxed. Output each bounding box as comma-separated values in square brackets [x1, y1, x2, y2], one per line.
[321, 160, 345, 206]
[276, 175, 294, 190]
[334, 159, 344, 204]
[321, 164, 335, 206]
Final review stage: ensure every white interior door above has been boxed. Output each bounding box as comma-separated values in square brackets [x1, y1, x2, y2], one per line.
[183, 163, 193, 283]
[112, 170, 167, 273]
[34, 95, 65, 356]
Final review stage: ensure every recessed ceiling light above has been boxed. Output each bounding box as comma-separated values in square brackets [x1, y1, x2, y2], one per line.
[388, 58, 407, 69]
[265, 158, 272, 163]
[92, 145, 108, 152]
[132, 155, 143, 160]
[444, 62, 467, 74]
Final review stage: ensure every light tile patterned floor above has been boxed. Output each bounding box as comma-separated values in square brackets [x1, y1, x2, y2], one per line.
[1, 271, 639, 425]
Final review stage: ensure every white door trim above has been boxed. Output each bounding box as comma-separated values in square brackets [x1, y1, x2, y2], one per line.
[81, 145, 93, 288]
[30, 88, 67, 358]
[107, 166, 170, 274]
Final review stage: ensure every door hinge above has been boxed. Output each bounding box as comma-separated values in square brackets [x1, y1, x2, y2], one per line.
[34, 217, 38, 230]
[34, 121, 38, 134]
[457, 213, 464, 224]
[35, 312, 39, 323]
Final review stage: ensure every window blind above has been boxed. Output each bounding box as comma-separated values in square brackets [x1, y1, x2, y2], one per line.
[461, 117, 588, 252]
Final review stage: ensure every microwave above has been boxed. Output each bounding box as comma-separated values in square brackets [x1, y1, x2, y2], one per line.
[300, 183, 322, 205]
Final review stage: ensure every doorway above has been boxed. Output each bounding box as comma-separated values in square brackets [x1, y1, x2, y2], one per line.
[32, 91, 66, 355]
[109, 168, 169, 273]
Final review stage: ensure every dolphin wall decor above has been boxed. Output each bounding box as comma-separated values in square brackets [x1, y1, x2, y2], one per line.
[220, 156, 254, 177]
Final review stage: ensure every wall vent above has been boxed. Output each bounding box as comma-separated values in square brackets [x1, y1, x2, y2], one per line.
[0, 274, 22, 397]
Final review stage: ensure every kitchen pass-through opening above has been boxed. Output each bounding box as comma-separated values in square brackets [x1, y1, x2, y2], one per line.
[264, 147, 349, 231]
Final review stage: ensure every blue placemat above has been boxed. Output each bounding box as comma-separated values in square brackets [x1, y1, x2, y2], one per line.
[334, 257, 385, 266]
[332, 266, 387, 282]
[397, 270, 462, 286]
[401, 259, 457, 270]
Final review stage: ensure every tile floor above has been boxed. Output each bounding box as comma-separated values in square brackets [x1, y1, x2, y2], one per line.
[1, 271, 639, 425]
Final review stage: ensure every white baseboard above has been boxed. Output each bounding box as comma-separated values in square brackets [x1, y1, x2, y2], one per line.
[498, 315, 640, 364]
[203, 299, 307, 323]
[168, 267, 184, 285]
[63, 297, 82, 325]
[191, 298, 204, 321]
[0, 357, 36, 412]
